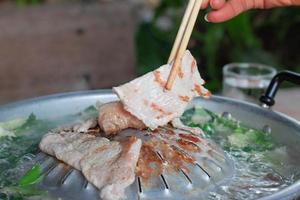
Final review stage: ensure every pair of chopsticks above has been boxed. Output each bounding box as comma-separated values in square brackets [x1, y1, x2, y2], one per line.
[165, 0, 203, 90]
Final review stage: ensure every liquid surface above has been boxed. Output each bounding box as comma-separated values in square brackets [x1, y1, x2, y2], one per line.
[181, 106, 300, 199]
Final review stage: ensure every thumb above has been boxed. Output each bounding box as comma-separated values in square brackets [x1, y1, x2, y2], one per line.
[205, 0, 254, 23]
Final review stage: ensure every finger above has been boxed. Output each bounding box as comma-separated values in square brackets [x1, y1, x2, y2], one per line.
[205, 0, 252, 23]
[200, 0, 210, 9]
[210, 0, 226, 10]
[263, 0, 300, 8]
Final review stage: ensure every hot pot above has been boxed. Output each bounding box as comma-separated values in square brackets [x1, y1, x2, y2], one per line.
[0, 71, 299, 200]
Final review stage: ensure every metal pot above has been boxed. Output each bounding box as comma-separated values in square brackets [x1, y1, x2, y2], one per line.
[0, 71, 299, 200]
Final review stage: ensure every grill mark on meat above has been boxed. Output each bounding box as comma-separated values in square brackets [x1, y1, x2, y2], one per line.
[170, 145, 195, 164]
[155, 115, 164, 120]
[158, 140, 194, 171]
[178, 66, 184, 79]
[191, 59, 196, 73]
[155, 128, 176, 141]
[178, 95, 190, 102]
[120, 136, 137, 150]
[136, 143, 163, 179]
[143, 99, 149, 106]
[205, 90, 212, 98]
[165, 129, 175, 135]
[194, 84, 204, 96]
[153, 71, 166, 88]
[179, 133, 200, 143]
[135, 129, 200, 182]
[194, 84, 212, 98]
[94, 146, 108, 153]
[87, 126, 101, 135]
[176, 139, 201, 152]
[150, 103, 172, 116]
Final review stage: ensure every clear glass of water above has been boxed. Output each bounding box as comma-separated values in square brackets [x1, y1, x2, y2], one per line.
[222, 63, 277, 103]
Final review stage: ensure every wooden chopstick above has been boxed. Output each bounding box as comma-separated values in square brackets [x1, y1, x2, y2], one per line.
[165, 0, 203, 90]
[168, 0, 196, 64]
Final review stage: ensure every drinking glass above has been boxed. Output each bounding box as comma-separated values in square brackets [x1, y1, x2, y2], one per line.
[222, 63, 277, 103]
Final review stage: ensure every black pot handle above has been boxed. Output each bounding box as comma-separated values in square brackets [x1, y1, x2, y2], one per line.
[260, 70, 300, 107]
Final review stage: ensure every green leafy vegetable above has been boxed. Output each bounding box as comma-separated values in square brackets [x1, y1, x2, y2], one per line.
[83, 105, 97, 114]
[0, 127, 15, 138]
[181, 106, 274, 152]
[14, 114, 37, 133]
[0, 118, 27, 131]
[0, 113, 51, 139]
[0, 114, 55, 199]
[0, 164, 46, 198]
[191, 106, 213, 124]
[18, 164, 43, 187]
[0, 118, 27, 138]
[228, 133, 252, 148]
[0, 185, 46, 198]
[75, 105, 98, 121]
[14, 113, 51, 135]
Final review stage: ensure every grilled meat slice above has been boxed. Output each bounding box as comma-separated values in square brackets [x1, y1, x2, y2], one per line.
[39, 122, 142, 200]
[81, 137, 142, 200]
[98, 101, 146, 135]
[39, 130, 105, 170]
[113, 50, 210, 130]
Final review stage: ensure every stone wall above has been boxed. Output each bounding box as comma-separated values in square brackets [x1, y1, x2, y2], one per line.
[0, 2, 136, 105]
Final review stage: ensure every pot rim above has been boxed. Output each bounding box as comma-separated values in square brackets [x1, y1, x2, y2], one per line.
[1, 89, 298, 126]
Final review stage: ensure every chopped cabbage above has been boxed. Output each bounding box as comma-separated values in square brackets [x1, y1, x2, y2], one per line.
[0, 118, 26, 138]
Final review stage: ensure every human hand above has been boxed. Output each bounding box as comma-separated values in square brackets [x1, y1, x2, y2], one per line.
[201, 0, 300, 23]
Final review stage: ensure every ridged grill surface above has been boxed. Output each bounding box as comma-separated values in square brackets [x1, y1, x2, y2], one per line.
[35, 127, 234, 200]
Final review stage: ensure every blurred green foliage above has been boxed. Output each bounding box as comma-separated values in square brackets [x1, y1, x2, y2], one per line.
[135, 0, 300, 92]
[15, 0, 44, 6]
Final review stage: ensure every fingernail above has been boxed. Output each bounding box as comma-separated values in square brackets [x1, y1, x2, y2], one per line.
[204, 14, 210, 22]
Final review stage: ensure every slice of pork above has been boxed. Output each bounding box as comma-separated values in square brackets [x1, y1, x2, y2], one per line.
[98, 101, 146, 135]
[39, 130, 110, 170]
[40, 119, 103, 169]
[113, 50, 210, 130]
[81, 137, 142, 200]
[39, 122, 142, 200]
[73, 118, 98, 133]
